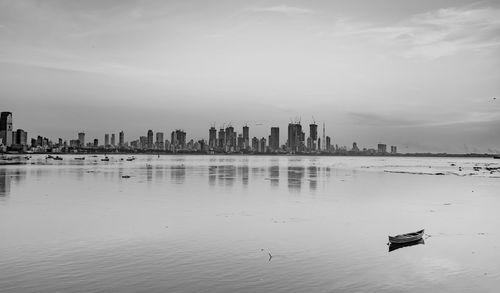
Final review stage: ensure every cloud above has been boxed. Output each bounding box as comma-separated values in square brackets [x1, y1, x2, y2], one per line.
[328, 6, 500, 59]
[249, 5, 314, 16]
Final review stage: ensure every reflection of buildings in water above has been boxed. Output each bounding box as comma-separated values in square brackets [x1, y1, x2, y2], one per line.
[217, 165, 236, 187]
[268, 165, 280, 187]
[238, 165, 249, 186]
[208, 166, 217, 186]
[170, 165, 186, 184]
[0, 169, 27, 198]
[0, 173, 11, 198]
[146, 166, 153, 182]
[287, 166, 304, 191]
[308, 166, 318, 191]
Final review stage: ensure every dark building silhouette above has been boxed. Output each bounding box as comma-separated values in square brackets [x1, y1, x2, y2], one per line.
[111, 133, 115, 146]
[287, 123, 304, 153]
[243, 125, 249, 149]
[218, 128, 225, 149]
[78, 132, 85, 147]
[326, 136, 331, 151]
[147, 130, 154, 149]
[309, 123, 318, 150]
[171, 130, 186, 149]
[0, 112, 13, 147]
[94, 139, 98, 147]
[209, 127, 217, 148]
[378, 143, 387, 154]
[391, 146, 397, 154]
[119, 131, 124, 147]
[269, 127, 279, 151]
[251, 137, 259, 152]
[259, 137, 267, 153]
[105, 134, 110, 147]
[156, 132, 164, 150]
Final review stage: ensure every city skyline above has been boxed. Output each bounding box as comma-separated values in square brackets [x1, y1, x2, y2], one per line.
[1, 0, 500, 153]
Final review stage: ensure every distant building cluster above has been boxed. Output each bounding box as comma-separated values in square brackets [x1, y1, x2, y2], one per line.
[0, 111, 398, 155]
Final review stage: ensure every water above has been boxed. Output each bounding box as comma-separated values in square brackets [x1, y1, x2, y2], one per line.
[1, 155, 499, 292]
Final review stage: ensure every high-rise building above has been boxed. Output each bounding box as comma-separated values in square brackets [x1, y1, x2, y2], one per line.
[111, 134, 115, 146]
[243, 125, 249, 149]
[391, 146, 397, 154]
[78, 132, 85, 147]
[309, 123, 318, 151]
[209, 127, 217, 148]
[93, 139, 98, 147]
[14, 129, 27, 146]
[251, 137, 259, 152]
[119, 131, 124, 147]
[269, 127, 279, 151]
[171, 130, 186, 149]
[326, 136, 331, 151]
[287, 123, 304, 153]
[352, 142, 359, 153]
[378, 143, 387, 154]
[218, 128, 225, 149]
[140, 136, 148, 149]
[259, 137, 267, 153]
[0, 112, 13, 147]
[147, 130, 154, 149]
[225, 126, 235, 149]
[156, 132, 164, 150]
[104, 134, 110, 147]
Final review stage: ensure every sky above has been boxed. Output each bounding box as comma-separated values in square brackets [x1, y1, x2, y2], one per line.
[1, 0, 499, 153]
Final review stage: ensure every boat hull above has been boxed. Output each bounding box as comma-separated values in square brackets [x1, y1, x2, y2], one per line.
[388, 229, 424, 244]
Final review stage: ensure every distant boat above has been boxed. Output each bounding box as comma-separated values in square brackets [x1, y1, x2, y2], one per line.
[74, 157, 85, 160]
[388, 229, 424, 244]
[126, 157, 135, 161]
[101, 156, 110, 162]
[53, 156, 63, 160]
[494, 156, 500, 159]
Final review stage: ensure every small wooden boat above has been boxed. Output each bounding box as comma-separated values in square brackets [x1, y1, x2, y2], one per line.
[389, 239, 424, 252]
[53, 156, 63, 160]
[101, 157, 110, 162]
[126, 157, 135, 161]
[388, 229, 424, 244]
[74, 157, 85, 160]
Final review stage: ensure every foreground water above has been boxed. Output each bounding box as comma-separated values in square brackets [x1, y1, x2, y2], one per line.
[1, 155, 499, 292]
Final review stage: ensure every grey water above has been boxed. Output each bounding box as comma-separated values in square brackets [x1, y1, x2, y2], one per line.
[1, 155, 499, 292]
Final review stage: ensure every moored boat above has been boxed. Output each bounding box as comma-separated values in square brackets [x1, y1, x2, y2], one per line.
[494, 156, 500, 159]
[74, 157, 85, 160]
[101, 156, 110, 162]
[388, 229, 424, 244]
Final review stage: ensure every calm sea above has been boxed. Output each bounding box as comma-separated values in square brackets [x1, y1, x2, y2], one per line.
[1, 155, 499, 292]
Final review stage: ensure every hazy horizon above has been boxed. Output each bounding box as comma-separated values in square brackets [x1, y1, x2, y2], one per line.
[1, 0, 499, 153]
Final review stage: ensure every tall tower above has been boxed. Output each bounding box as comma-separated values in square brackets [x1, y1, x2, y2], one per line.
[78, 132, 85, 147]
[242, 125, 249, 149]
[0, 112, 13, 146]
[111, 134, 116, 146]
[209, 126, 217, 148]
[104, 134, 110, 147]
[322, 123, 326, 151]
[270, 127, 280, 151]
[119, 131, 124, 147]
[147, 130, 154, 149]
[309, 123, 318, 151]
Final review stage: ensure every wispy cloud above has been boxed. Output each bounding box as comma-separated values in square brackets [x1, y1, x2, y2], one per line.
[249, 5, 314, 16]
[329, 6, 500, 59]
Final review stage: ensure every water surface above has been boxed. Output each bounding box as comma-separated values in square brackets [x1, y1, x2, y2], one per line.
[1, 155, 499, 292]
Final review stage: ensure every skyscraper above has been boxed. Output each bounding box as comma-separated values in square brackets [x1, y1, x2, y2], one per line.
[287, 123, 304, 153]
[218, 128, 225, 149]
[156, 132, 164, 150]
[0, 112, 13, 147]
[119, 131, 124, 147]
[147, 130, 154, 149]
[104, 134, 110, 146]
[111, 134, 115, 146]
[378, 144, 387, 154]
[269, 127, 280, 151]
[78, 132, 85, 147]
[309, 123, 318, 151]
[209, 127, 217, 148]
[242, 125, 249, 149]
